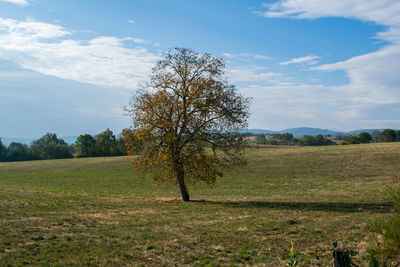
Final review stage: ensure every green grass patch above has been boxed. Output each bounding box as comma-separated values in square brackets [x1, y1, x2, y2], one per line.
[0, 143, 399, 265]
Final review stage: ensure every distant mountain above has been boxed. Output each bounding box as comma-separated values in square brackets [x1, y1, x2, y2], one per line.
[244, 127, 343, 137]
[346, 129, 384, 136]
[1, 136, 78, 146]
[245, 127, 390, 137]
[240, 129, 279, 134]
[281, 127, 344, 137]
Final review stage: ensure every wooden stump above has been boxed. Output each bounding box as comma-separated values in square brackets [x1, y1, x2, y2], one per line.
[333, 248, 351, 267]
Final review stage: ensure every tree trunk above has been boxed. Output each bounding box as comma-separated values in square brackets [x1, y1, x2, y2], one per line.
[177, 171, 190, 202]
[333, 248, 351, 267]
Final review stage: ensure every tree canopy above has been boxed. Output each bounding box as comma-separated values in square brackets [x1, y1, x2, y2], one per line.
[75, 129, 126, 158]
[30, 133, 73, 159]
[124, 48, 250, 201]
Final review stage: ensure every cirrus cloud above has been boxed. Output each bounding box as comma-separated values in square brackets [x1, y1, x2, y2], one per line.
[279, 55, 320, 65]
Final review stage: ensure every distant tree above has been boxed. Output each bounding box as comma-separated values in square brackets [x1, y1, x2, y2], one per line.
[280, 132, 294, 144]
[334, 135, 347, 141]
[281, 132, 294, 141]
[381, 129, 397, 142]
[267, 139, 278, 145]
[242, 132, 254, 137]
[271, 133, 282, 139]
[300, 134, 336, 146]
[31, 133, 73, 159]
[348, 135, 360, 144]
[76, 131, 126, 158]
[357, 132, 372, 144]
[114, 136, 127, 156]
[396, 130, 400, 142]
[371, 130, 382, 143]
[255, 134, 267, 145]
[75, 134, 96, 157]
[6, 142, 32, 161]
[95, 129, 117, 156]
[266, 133, 296, 145]
[124, 48, 249, 202]
[0, 138, 6, 161]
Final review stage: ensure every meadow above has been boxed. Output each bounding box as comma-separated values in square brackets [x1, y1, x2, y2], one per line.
[1, 143, 399, 266]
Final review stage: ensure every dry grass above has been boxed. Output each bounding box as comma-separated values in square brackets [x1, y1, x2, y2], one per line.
[0, 143, 400, 265]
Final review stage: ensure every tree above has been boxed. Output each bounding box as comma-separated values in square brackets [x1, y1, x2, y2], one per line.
[280, 132, 294, 145]
[381, 129, 397, 142]
[95, 129, 117, 156]
[348, 135, 360, 144]
[300, 134, 336, 146]
[371, 130, 382, 143]
[358, 132, 372, 144]
[6, 142, 32, 161]
[124, 48, 250, 202]
[0, 138, 6, 161]
[75, 134, 96, 157]
[255, 134, 267, 144]
[31, 133, 73, 159]
[114, 135, 127, 156]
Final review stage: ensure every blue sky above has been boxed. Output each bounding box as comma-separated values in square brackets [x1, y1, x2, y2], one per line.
[0, 0, 399, 138]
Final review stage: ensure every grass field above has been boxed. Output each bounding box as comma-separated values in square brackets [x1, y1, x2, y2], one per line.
[1, 143, 399, 266]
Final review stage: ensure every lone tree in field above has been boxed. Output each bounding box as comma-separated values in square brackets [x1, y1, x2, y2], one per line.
[124, 48, 250, 202]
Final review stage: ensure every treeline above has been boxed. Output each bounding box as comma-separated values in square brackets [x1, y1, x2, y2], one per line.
[254, 132, 336, 146]
[0, 133, 74, 162]
[75, 129, 125, 157]
[250, 128, 400, 146]
[344, 129, 400, 144]
[0, 129, 126, 162]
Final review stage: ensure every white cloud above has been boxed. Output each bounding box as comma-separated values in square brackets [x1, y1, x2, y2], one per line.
[228, 55, 399, 130]
[259, 0, 400, 126]
[226, 65, 333, 124]
[222, 52, 234, 58]
[279, 55, 320, 65]
[226, 67, 282, 83]
[128, 19, 135, 24]
[222, 52, 271, 60]
[0, 0, 28, 6]
[261, 0, 400, 28]
[260, 1, 400, 44]
[0, 17, 70, 40]
[124, 37, 145, 44]
[0, 17, 158, 89]
[241, 79, 338, 129]
[313, 44, 400, 106]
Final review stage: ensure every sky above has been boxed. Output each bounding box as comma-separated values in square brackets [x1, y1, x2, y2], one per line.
[0, 0, 399, 138]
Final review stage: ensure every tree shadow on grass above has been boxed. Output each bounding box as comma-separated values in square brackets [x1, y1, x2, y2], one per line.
[197, 200, 392, 213]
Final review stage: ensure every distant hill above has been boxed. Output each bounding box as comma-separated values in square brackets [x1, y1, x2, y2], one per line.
[281, 127, 344, 137]
[245, 127, 389, 137]
[244, 127, 343, 137]
[240, 129, 279, 135]
[346, 129, 384, 136]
